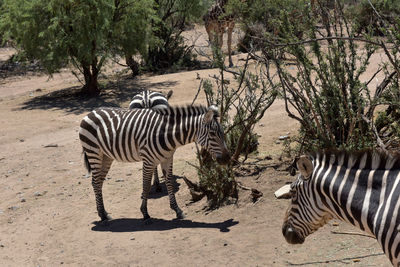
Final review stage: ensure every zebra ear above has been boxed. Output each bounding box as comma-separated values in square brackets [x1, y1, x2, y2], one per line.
[166, 90, 173, 100]
[204, 106, 219, 123]
[296, 155, 313, 179]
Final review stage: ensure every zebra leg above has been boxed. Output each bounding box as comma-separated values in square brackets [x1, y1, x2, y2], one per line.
[140, 162, 155, 222]
[90, 154, 113, 222]
[152, 166, 162, 193]
[161, 157, 184, 219]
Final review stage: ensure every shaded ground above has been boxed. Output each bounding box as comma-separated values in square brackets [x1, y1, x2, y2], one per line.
[0, 26, 392, 267]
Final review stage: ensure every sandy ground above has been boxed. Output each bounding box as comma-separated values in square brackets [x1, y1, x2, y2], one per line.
[0, 26, 392, 267]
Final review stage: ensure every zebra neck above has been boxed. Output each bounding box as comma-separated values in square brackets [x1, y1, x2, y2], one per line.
[165, 112, 204, 147]
[316, 161, 400, 237]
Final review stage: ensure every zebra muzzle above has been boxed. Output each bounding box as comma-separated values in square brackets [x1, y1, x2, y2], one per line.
[282, 223, 304, 244]
[216, 152, 230, 165]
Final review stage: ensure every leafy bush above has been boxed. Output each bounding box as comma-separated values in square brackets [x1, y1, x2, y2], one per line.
[241, 0, 400, 153]
[189, 56, 276, 207]
[348, 0, 400, 36]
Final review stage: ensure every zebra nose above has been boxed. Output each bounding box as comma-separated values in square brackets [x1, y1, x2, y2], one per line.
[282, 224, 304, 244]
[216, 152, 230, 165]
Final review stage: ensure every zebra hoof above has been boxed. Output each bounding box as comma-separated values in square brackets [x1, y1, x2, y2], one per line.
[176, 211, 185, 220]
[100, 212, 112, 222]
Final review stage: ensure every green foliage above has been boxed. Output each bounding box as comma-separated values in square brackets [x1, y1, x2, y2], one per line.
[234, 0, 309, 52]
[246, 0, 390, 151]
[194, 56, 276, 207]
[109, 0, 154, 59]
[347, 0, 400, 36]
[145, 0, 205, 71]
[0, 0, 153, 95]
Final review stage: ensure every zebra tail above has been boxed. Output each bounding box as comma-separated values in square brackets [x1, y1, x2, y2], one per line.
[83, 151, 92, 174]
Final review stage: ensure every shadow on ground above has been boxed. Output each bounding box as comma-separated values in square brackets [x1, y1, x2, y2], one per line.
[19, 76, 178, 114]
[148, 174, 182, 200]
[91, 218, 238, 233]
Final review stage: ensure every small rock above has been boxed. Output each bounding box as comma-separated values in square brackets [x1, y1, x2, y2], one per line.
[21, 198, 26, 203]
[19, 139, 25, 142]
[0, 210, 3, 214]
[0, 244, 4, 248]
[259, 123, 265, 127]
[332, 222, 339, 226]
[130, 237, 135, 240]
[223, 243, 228, 246]
[275, 141, 281, 144]
[34, 191, 47, 197]
[116, 179, 124, 182]
[126, 173, 132, 176]
[8, 206, 19, 211]
[278, 135, 289, 140]
[353, 259, 361, 263]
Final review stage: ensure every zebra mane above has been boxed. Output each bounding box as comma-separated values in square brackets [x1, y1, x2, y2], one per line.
[152, 104, 209, 117]
[310, 149, 400, 170]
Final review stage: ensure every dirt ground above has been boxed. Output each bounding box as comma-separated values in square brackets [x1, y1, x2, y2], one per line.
[0, 26, 392, 266]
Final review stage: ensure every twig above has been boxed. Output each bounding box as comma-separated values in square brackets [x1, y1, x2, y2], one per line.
[191, 79, 203, 106]
[331, 230, 375, 239]
[43, 144, 58, 148]
[362, 115, 388, 153]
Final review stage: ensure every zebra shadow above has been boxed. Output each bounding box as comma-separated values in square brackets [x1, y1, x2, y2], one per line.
[91, 218, 238, 233]
[148, 174, 182, 199]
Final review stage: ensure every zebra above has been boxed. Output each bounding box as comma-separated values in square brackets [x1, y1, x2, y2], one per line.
[128, 89, 174, 192]
[79, 104, 230, 222]
[129, 90, 173, 110]
[275, 150, 400, 266]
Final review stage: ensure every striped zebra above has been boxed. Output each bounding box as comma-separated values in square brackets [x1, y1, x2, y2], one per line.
[276, 150, 400, 266]
[128, 89, 173, 192]
[129, 90, 173, 110]
[79, 105, 230, 222]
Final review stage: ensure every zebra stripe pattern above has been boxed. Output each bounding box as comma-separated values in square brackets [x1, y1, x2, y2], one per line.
[79, 105, 230, 222]
[129, 90, 173, 110]
[128, 90, 173, 192]
[281, 150, 400, 266]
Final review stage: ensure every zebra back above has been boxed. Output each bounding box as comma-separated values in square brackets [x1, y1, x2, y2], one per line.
[129, 90, 172, 110]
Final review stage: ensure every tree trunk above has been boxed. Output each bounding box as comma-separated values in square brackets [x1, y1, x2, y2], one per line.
[81, 63, 100, 96]
[125, 54, 140, 77]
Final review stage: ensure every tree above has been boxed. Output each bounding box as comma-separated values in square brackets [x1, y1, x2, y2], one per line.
[145, 0, 206, 71]
[0, 0, 153, 95]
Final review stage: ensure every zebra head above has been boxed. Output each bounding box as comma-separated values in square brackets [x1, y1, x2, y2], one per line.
[280, 155, 332, 245]
[196, 106, 230, 165]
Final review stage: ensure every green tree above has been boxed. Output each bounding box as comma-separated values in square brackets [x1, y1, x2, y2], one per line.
[1, 0, 153, 95]
[146, 0, 206, 71]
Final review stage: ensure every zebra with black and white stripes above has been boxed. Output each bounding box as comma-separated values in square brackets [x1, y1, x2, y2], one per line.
[129, 89, 173, 192]
[276, 150, 400, 266]
[79, 105, 230, 222]
[129, 90, 173, 110]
